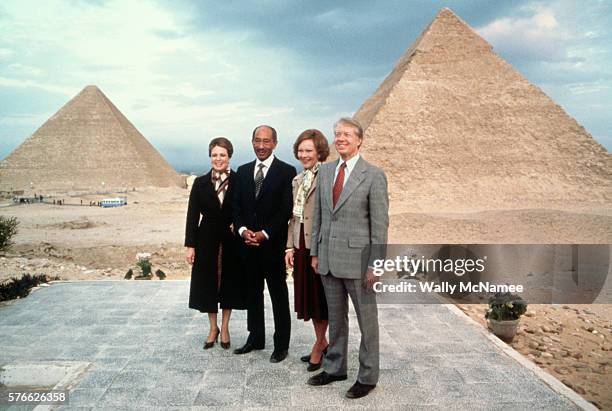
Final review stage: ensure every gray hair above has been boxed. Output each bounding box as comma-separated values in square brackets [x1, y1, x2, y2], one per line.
[334, 117, 363, 139]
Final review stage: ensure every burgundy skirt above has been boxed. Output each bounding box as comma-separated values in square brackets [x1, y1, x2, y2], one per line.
[294, 224, 328, 321]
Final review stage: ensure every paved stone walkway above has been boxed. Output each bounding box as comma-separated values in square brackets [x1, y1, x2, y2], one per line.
[0, 281, 583, 410]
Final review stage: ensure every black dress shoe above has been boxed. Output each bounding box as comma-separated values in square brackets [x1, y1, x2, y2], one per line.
[203, 327, 220, 350]
[306, 371, 347, 386]
[345, 381, 376, 399]
[233, 342, 264, 355]
[301, 346, 327, 363]
[269, 349, 288, 363]
[307, 359, 322, 372]
[220, 330, 231, 349]
[307, 350, 326, 372]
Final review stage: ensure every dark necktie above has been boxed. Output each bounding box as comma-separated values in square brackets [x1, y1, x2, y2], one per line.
[255, 163, 265, 199]
[332, 162, 346, 208]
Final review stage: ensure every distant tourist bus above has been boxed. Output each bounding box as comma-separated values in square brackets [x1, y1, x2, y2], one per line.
[13, 196, 35, 204]
[100, 197, 127, 208]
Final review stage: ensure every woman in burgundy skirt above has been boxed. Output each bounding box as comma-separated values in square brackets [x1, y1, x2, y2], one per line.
[285, 129, 330, 371]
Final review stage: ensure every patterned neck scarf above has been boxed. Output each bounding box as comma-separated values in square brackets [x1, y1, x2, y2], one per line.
[212, 169, 230, 204]
[293, 162, 320, 222]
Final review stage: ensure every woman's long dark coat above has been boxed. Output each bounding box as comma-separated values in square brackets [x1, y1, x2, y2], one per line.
[184, 171, 246, 312]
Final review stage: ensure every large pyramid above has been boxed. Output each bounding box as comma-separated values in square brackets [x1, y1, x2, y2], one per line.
[0, 86, 184, 192]
[355, 8, 611, 213]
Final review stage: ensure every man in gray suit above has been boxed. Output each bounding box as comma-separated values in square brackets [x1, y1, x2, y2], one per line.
[307, 117, 389, 399]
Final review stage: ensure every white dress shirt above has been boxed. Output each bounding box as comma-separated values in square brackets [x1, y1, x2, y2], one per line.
[239, 155, 275, 239]
[334, 153, 360, 188]
[254, 154, 275, 179]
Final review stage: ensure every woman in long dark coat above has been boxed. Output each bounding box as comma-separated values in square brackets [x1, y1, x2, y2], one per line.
[185, 137, 245, 350]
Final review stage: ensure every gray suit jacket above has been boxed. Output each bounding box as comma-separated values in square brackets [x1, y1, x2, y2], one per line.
[310, 156, 389, 279]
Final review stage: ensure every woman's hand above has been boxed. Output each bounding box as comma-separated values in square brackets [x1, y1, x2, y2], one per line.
[311, 256, 318, 274]
[285, 249, 294, 268]
[186, 247, 195, 265]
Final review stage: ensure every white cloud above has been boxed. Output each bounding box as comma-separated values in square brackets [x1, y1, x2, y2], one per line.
[328, 76, 382, 93]
[313, 7, 398, 30]
[314, 9, 344, 29]
[7, 63, 44, 77]
[0, 75, 73, 95]
[0, 48, 14, 60]
[567, 81, 610, 95]
[477, 6, 572, 62]
[0, 113, 48, 128]
[0, 0, 307, 153]
[175, 83, 214, 99]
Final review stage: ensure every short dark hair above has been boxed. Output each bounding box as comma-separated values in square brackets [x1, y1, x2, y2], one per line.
[293, 129, 330, 161]
[208, 137, 234, 158]
[252, 125, 277, 142]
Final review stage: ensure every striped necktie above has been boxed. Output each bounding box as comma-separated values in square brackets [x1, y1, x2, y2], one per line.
[255, 163, 265, 199]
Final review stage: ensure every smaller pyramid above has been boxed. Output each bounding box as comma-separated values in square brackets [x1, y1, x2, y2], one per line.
[0, 86, 184, 192]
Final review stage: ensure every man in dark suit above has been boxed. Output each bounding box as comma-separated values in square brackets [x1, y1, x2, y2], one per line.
[232, 125, 296, 363]
[308, 117, 389, 398]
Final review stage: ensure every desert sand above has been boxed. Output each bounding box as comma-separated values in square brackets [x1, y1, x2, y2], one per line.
[460, 304, 612, 410]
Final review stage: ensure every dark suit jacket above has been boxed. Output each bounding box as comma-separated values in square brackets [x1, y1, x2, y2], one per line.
[232, 157, 296, 264]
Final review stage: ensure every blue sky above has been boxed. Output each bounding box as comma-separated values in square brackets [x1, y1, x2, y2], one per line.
[1, 0, 610, 173]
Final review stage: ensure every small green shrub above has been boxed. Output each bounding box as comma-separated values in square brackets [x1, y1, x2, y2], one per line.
[0, 274, 60, 302]
[0, 216, 19, 252]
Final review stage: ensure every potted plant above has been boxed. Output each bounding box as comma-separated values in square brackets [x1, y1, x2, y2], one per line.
[125, 252, 166, 280]
[134, 252, 153, 280]
[485, 292, 527, 341]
